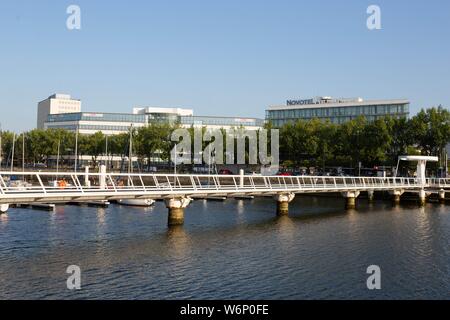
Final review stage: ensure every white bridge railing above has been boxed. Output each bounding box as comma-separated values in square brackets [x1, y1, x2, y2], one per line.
[0, 171, 432, 204]
[426, 178, 450, 188]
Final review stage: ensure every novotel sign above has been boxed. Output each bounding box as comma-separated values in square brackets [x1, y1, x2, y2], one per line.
[286, 98, 315, 106]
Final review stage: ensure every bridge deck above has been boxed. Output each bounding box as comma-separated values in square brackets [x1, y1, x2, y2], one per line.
[1, 172, 448, 204]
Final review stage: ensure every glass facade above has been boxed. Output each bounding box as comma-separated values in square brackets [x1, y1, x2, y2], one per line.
[179, 116, 264, 128]
[47, 112, 146, 123]
[266, 102, 409, 127]
[46, 124, 137, 132]
[147, 113, 180, 124]
[45, 111, 264, 134]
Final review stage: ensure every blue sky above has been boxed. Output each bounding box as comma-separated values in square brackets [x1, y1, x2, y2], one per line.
[0, 0, 449, 132]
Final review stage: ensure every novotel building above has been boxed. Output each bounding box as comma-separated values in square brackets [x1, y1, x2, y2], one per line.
[266, 96, 410, 127]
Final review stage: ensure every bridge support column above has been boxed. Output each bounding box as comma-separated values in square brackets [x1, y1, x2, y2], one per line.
[0, 204, 9, 214]
[274, 193, 295, 216]
[438, 189, 446, 204]
[165, 196, 192, 226]
[367, 190, 375, 202]
[418, 189, 426, 206]
[342, 191, 360, 209]
[390, 189, 404, 206]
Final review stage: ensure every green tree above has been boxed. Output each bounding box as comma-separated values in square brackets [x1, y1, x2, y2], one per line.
[135, 123, 174, 171]
[410, 106, 450, 157]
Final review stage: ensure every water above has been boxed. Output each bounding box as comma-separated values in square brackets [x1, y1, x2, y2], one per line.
[0, 196, 448, 300]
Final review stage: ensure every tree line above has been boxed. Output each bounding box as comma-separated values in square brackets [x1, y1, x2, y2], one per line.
[0, 123, 174, 169]
[0, 106, 449, 171]
[277, 106, 450, 170]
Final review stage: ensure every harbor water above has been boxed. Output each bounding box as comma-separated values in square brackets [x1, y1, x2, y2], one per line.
[0, 196, 448, 299]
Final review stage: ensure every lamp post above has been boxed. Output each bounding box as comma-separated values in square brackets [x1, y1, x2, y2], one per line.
[74, 125, 79, 172]
[105, 135, 108, 170]
[174, 143, 177, 186]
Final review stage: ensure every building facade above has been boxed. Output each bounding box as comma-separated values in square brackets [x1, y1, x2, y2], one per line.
[134, 107, 264, 130]
[37, 94, 81, 129]
[44, 112, 147, 135]
[266, 97, 410, 127]
[41, 99, 264, 135]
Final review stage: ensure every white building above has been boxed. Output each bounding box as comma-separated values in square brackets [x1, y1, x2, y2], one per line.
[133, 107, 194, 116]
[133, 106, 263, 130]
[37, 94, 81, 129]
[43, 108, 263, 135]
[44, 112, 148, 135]
[39, 93, 264, 134]
[266, 96, 410, 127]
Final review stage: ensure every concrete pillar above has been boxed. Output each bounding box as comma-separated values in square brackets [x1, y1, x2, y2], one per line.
[99, 165, 106, 189]
[390, 189, 404, 206]
[273, 193, 295, 216]
[165, 196, 192, 226]
[367, 190, 375, 202]
[0, 204, 9, 214]
[418, 189, 426, 206]
[342, 191, 360, 209]
[416, 160, 427, 187]
[438, 189, 446, 204]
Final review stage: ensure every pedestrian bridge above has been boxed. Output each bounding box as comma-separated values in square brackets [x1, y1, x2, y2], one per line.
[0, 171, 449, 225]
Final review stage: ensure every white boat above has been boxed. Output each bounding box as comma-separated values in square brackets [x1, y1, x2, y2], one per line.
[7, 180, 32, 190]
[117, 126, 155, 208]
[117, 199, 155, 207]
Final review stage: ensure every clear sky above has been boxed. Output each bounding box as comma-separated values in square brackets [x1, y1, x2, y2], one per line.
[0, 0, 449, 132]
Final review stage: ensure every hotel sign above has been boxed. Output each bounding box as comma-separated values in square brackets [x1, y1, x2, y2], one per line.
[286, 98, 314, 106]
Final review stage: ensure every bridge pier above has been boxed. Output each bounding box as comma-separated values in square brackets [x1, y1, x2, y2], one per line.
[0, 204, 9, 214]
[418, 189, 426, 206]
[390, 189, 404, 205]
[342, 191, 360, 209]
[165, 196, 192, 226]
[367, 190, 375, 202]
[274, 193, 295, 216]
[439, 189, 446, 204]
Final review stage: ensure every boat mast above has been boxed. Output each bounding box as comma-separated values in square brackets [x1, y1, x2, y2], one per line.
[56, 139, 61, 175]
[105, 135, 108, 170]
[10, 132, 15, 172]
[22, 133, 25, 177]
[128, 124, 133, 174]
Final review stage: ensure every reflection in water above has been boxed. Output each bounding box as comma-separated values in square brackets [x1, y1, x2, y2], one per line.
[166, 225, 192, 257]
[275, 215, 296, 243]
[97, 208, 106, 227]
[411, 206, 432, 258]
[391, 204, 403, 214]
[55, 205, 65, 215]
[0, 213, 8, 225]
[0, 197, 448, 300]
[437, 203, 448, 214]
[236, 200, 245, 215]
[346, 208, 358, 220]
